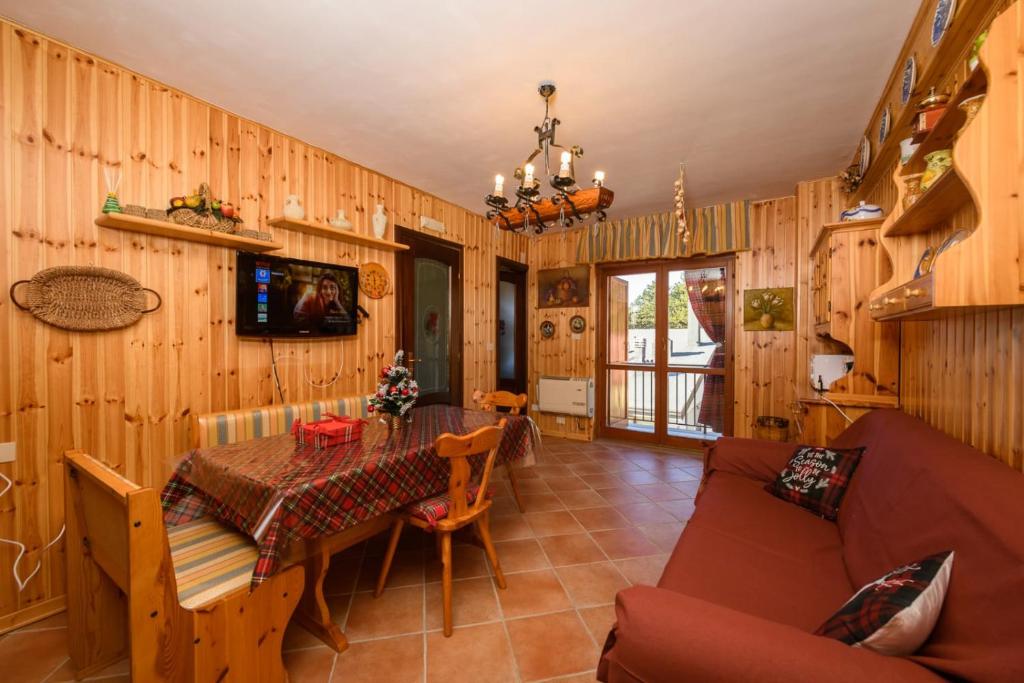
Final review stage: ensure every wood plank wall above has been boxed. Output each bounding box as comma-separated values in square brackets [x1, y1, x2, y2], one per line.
[0, 20, 528, 628]
[527, 229, 595, 440]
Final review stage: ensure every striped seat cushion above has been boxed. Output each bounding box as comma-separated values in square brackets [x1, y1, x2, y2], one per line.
[404, 484, 493, 527]
[194, 396, 369, 447]
[167, 517, 259, 609]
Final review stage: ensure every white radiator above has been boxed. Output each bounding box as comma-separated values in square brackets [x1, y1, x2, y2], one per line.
[537, 376, 594, 417]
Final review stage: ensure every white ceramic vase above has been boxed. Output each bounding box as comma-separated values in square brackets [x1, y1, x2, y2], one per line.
[283, 194, 305, 220]
[329, 209, 352, 231]
[372, 204, 387, 240]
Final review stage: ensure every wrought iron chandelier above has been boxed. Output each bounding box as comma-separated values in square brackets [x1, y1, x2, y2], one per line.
[485, 81, 614, 234]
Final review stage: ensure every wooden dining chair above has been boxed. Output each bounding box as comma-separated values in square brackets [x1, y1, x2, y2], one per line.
[64, 450, 304, 682]
[375, 419, 508, 636]
[477, 391, 528, 512]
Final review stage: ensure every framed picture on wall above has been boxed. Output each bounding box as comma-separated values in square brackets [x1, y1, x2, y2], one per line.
[538, 266, 590, 308]
[743, 287, 795, 331]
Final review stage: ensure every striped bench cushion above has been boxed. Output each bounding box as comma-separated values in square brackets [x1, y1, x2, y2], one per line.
[193, 396, 369, 448]
[167, 517, 259, 609]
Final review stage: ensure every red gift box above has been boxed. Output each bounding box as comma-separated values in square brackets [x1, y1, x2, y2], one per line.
[292, 414, 365, 449]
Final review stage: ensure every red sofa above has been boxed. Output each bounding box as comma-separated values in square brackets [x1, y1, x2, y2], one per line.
[598, 409, 1024, 682]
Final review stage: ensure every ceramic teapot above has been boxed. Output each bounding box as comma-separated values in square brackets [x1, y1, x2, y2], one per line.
[283, 194, 305, 220]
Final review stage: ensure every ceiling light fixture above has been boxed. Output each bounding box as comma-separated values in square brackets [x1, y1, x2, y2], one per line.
[485, 81, 614, 234]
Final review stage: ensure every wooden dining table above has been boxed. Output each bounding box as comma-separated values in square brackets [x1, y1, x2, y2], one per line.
[160, 404, 535, 652]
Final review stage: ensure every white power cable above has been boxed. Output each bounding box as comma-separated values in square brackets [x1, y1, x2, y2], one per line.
[0, 471, 67, 592]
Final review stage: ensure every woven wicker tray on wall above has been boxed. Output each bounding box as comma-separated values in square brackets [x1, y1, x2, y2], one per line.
[9, 266, 161, 332]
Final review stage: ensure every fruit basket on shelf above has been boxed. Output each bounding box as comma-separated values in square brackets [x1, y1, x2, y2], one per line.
[167, 182, 242, 233]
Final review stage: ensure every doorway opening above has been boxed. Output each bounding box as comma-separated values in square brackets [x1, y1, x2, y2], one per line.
[597, 257, 734, 447]
[496, 257, 528, 395]
[396, 227, 463, 407]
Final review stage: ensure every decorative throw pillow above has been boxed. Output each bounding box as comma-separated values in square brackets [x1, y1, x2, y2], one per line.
[815, 551, 954, 656]
[764, 446, 865, 520]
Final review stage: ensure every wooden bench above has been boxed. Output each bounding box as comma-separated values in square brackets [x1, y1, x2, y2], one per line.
[190, 396, 369, 449]
[64, 450, 304, 682]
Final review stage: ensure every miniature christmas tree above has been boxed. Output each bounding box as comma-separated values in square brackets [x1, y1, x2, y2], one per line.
[101, 192, 122, 214]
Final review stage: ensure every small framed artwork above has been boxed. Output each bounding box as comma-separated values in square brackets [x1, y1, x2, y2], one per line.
[539, 320, 555, 339]
[569, 315, 586, 334]
[538, 266, 590, 308]
[743, 287, 795, 331]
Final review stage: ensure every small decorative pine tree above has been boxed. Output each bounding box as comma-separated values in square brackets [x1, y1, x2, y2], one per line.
[368, 351, 419, 420]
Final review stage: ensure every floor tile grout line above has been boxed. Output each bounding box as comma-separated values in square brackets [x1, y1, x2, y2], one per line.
[488, 565, 524, 683]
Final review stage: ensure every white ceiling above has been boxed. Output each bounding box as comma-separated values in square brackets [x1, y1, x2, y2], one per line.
[1, 0, 919, 218]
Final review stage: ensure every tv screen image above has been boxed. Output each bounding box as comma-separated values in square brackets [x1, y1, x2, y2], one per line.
[236, 252, 359, 337]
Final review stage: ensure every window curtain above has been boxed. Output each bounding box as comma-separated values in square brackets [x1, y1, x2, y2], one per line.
[685, 269, 727, 434]
[576, 201, 752, 264]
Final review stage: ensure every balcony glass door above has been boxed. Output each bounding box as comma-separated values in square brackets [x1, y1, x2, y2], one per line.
[598, 259, 733, 446]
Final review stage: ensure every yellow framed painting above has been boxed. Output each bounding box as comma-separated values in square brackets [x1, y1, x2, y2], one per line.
[743, 287, 795, 331]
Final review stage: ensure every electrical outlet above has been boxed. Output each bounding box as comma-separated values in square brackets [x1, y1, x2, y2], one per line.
[555, 416, 566, 425]
[0, 442, 15, 464]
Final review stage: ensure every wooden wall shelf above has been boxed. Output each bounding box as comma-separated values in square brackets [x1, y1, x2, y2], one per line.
[96, 212, 283, 252]
[884, 170, 972, 237]
[870, 5, 1024, 321]
[266, 216, 409, 251]
[902, 67, 988, 174]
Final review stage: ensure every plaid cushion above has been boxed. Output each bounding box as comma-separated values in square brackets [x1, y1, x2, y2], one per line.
[815, 551, 954, 655]
[764, 446, 864, 520]
[405, 483, 492, 527]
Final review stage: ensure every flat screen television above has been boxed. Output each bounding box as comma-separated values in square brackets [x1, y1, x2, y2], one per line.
[236, 251, 358, 337]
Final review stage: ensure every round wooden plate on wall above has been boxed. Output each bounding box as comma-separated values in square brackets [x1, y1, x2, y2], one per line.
[359, 262, 390, 299]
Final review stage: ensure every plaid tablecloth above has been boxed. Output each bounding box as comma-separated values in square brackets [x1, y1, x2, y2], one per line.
[161, 405, 535, 587]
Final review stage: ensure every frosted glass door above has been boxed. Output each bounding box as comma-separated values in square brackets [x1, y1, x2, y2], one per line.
[413, 257, 451, 396]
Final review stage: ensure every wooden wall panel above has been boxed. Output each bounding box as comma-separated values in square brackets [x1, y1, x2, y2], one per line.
[0, 20, 527, 629]
[527, 229, 595, 440]
[732, 197, 798, 438]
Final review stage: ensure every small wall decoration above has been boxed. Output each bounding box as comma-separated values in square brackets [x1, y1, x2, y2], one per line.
[879, 106, 892, 144]
[858, 136, 871, 177]
[931, 0, 957, 46]
[569, 315, 586, 334]
[538, 266, 590, 308]
[743, 287, 795, 331]
[10, 266, 161, 332]
[901, 55, 917, 105]
[359, 262, 390, 299]
[539, 320, 555, 339]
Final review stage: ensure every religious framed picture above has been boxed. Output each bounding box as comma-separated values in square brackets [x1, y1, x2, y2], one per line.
[743, 287, 795, 331]
[538, 266, 590, 308]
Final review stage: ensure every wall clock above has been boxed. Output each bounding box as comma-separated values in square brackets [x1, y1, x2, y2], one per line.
[359, 262, 390, 299]
[540, 320, 555, 339]
[569, 315, 586, 334]
[901, 55, 917, 105]
[931, 0, 957, 46]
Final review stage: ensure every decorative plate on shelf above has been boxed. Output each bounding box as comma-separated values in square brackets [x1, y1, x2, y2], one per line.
[359, 262, 390, 299]
[569, 315, 586, 334]
[931, 0, 957, 46]
[914, 246, 936, 279]
[539, 320, 555, 339]
[901, 55, 917, 105]
[935, 228, 970, 257]
[879, 106, 892, 145]
[858, 136, 871, 177]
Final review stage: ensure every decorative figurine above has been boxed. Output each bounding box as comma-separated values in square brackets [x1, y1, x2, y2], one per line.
[101, 166, 122, 214]
[372, 204, 387, 240]
[329, 208, 353, 230]
[283, 194, 305, 220]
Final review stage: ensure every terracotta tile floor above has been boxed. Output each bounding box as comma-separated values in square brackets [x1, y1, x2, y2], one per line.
[0, 436, 701, 682]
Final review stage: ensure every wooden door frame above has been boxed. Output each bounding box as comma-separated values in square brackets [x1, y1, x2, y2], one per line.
[496, 257, 528, 394]
[595, 256, 735, 448]
[395, 226, 463, 407]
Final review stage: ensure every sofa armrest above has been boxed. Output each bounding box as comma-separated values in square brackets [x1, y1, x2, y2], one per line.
[703, 436, 796, 485]
[598, 587, 944, 683]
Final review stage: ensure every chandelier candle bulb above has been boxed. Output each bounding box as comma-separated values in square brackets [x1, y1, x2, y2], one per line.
[559, 151, 572, 178]
[524, 163, 535, 186]
[494, 174, 504, 196]
[593, 170, 605, 187]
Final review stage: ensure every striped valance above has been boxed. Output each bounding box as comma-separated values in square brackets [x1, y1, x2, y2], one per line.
[575, 200, 752, 264]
